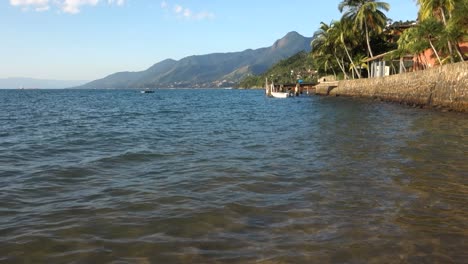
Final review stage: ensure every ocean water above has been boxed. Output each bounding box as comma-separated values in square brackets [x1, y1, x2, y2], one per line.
[0, 89, 467, 263]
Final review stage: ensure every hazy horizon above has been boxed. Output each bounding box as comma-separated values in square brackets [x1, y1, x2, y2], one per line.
[0, 77, 89, 89]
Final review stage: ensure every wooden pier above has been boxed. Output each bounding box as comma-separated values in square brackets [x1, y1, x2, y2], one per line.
[271, 82, 317, 95]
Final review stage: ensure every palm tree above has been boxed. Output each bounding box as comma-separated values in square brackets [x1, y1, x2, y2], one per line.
[314, 52, 337, 79]
[339, 0, 390, 58]
[397, 27, 432, 69]
[416, 0, 455, 24]
[349, 54, 368, 78]
[417, 17, 445, 65]
[312, 22, 350, 79]
[416, 0, 459, 62]
[334, 19, 362, 78]
[445, 0, 467, 61]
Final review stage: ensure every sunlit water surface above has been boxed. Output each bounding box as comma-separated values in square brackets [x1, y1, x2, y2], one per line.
[0, 89, 467, 263]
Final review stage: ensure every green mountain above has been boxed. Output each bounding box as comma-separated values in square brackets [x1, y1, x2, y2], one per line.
[238, 51, 317, 88]
[77, 31, 313, 89]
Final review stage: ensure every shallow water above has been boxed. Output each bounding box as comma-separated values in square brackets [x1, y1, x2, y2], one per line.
[0, 89, 467, 263]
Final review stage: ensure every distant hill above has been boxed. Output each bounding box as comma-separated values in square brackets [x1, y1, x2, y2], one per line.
[77, 31, 313, 89]
[0, 77, 88, 89]
[238, 51, 317, 88]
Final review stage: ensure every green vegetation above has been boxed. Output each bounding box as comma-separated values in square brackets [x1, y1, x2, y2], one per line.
[339, 0, 390, 58]
[237, 51, 317, 88]
[397, 0, 467, 65]
[239, 0, 467, 88]
[311, 0, 394, 80]
[241, 0, 396, 85]
[311, 0, 466, 79]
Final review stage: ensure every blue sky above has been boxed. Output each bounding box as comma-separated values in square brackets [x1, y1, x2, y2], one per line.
[1, 0, 418, 80]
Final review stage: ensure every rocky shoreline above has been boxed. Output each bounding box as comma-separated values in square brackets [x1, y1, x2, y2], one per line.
[315, 62, 468, 112]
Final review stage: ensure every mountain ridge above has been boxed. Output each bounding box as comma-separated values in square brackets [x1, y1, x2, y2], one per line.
[78, 31, 313, 89]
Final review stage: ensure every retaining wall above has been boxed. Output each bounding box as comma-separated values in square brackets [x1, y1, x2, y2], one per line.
[327, 62, 468, 112]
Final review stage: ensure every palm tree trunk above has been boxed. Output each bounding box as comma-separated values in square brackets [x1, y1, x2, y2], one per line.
[329, 63, 337, 79]
[429, 39, 442, 65]
[364, 22, 372, 76]
[440, 7, 455, 63]
[334, 54, 348, 79]
[341, 58, 347, 76]
[454, 42, 465, 61]
[400, 57, 406, 73]
[365, 21, 374, 58]
[446, 41, 454, 63]
[390, 61, 397, 75]
[342, 41, 361, 78]
[366, 62, 370, 78]
[330, 67, 336, 81]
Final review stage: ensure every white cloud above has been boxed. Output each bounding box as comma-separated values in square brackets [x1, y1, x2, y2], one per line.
[163, 2, 214, 21]
[183, 8, 191, 17]
[10, 0, 49, 11]
[62, 0, 99, 14]
[194, 11, 215, 20]
[35, 5, 50, 11]
[9, 0, 126, 14]
[108, 0, 124, 6]
[174, 4, 182, 14]
[10, 0, 48, 6]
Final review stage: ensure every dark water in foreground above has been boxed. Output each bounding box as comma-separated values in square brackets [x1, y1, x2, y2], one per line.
[0, 89, 467, 263]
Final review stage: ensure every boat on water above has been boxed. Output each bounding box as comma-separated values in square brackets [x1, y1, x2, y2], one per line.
[265, 78, 290, 98]
[140, 90, 155, 94]
[270, 91, 290, 98]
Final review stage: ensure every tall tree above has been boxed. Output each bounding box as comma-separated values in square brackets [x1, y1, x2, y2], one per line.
[417, 0, 455, 23]
[312, 22, 349, 79]
[397, 27, 432, 69]
[445, 0, 467, 61]
[339, 0, 390, 58]
[333, 19, 362, 78]
[416, 0, 459, 62]
[417, 17, 445, 65]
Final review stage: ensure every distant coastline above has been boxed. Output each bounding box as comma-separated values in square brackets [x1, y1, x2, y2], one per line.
[0, 77, 88, 89]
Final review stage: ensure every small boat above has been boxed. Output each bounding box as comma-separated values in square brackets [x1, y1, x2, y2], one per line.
[265, 78, 290, 98]
[271, 91, 290, 98]
[140, 90, 155, 94]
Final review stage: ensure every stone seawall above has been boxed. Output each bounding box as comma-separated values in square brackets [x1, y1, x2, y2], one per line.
[324, 62, 468, 112]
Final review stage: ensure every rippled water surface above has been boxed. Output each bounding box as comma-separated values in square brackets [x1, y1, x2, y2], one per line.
[0, 89, 467, 263]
